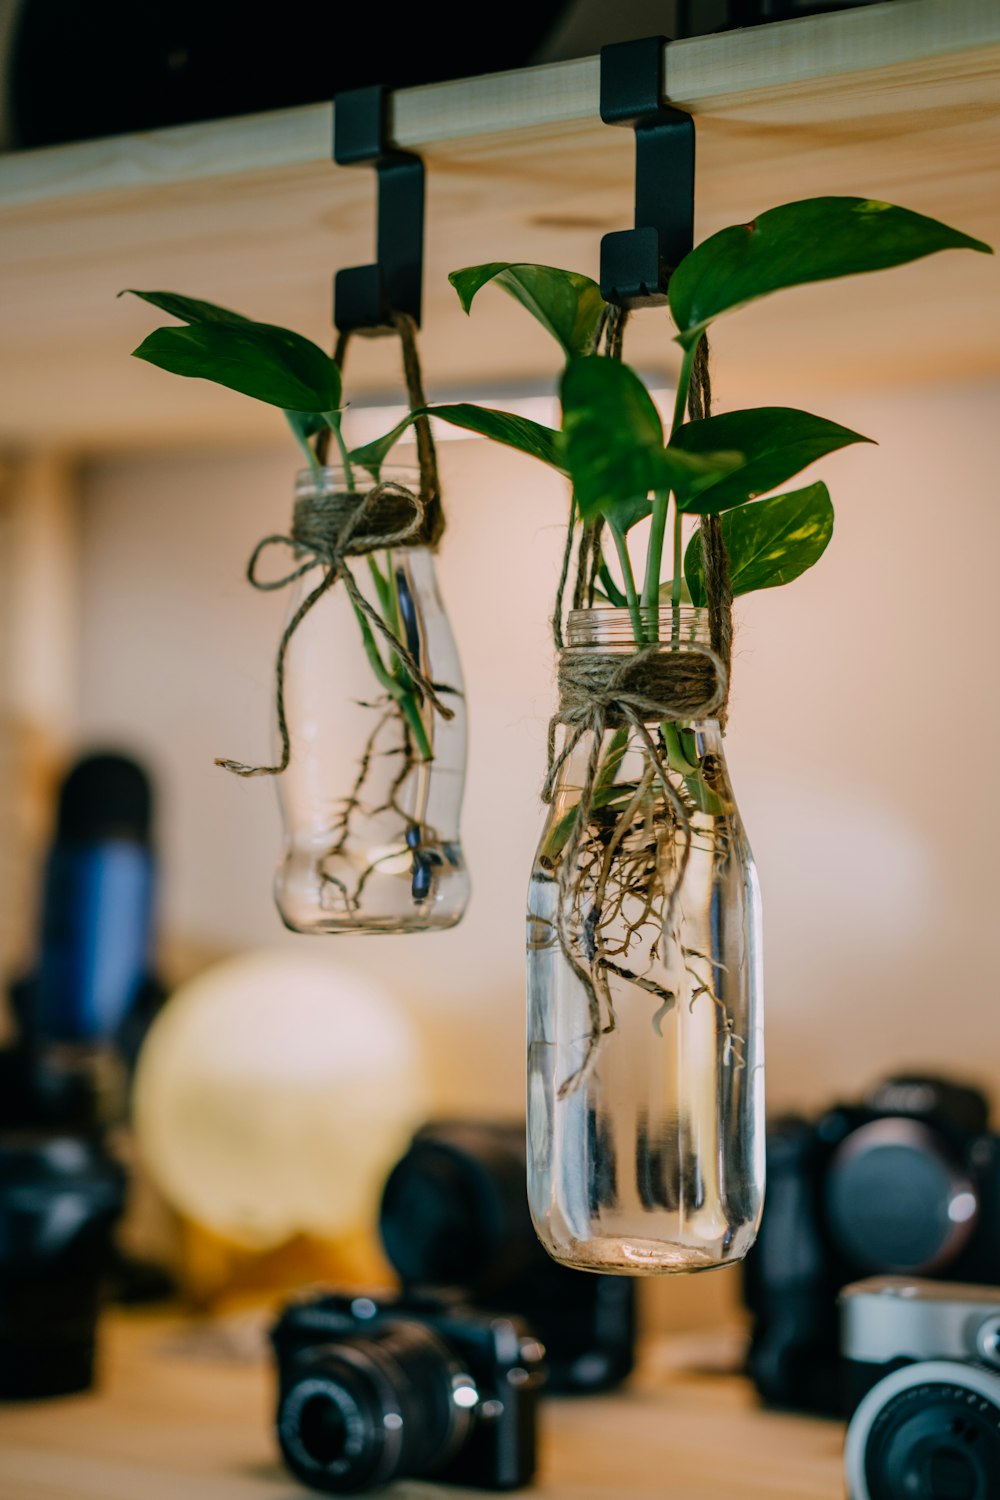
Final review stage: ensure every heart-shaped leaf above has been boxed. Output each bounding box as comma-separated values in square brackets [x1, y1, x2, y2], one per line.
[685, 482, 834, 603]
[670, 198, 993, 347]
[449, 263, 605, 357]
[672, 407, 872, 513]
[119, 289, 253, 325]
[132, 321, 342, 413]
[561, 356, 742, 529]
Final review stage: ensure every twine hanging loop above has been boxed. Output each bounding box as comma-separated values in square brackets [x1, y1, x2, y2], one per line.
[216, 311, 450, 780]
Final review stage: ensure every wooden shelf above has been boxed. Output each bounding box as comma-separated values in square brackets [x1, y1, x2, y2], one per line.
[0, 1314, 845, 1499]
[1, 0, 999, 450]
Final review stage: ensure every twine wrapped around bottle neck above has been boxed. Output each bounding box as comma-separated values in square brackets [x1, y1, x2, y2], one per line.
[216, 313, 450, 780]
[540, 317, 734, 1089]
[547, 317, 732, 783]
[542, 639, 727, 804]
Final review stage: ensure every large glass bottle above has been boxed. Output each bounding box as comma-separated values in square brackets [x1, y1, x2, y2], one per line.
[275, 466, 468, 934]
[527, 607, 763, 1273]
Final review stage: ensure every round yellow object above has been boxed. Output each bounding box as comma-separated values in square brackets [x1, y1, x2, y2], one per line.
[134, 949, 426, 1250]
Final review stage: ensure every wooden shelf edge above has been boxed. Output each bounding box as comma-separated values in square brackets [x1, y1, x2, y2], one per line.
[1, 0, 996, 212]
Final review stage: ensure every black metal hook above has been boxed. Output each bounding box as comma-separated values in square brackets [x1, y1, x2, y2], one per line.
[599, 37, 695, 309]
[333, 84, 425, 336]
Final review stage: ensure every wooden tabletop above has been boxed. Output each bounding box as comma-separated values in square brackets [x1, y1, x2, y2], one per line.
[0, 1313, 846, 1499]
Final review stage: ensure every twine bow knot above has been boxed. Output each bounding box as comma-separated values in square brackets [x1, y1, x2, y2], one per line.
[216, 480, 454, 780]
[542, 642, 728, 805]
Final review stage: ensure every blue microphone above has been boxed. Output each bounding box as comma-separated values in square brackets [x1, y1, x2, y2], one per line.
[32, 754, 157, 1047]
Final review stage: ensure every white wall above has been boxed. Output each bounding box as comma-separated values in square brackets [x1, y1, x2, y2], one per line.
[75, 377, 1000, 1120]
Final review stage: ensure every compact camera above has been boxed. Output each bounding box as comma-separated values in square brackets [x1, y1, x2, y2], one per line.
[842, 1278, 1000, 1500]
[379, 1121, 635, 1394]
[743, 1075, 1000, 1413]
[272, 1290, 543, 1494]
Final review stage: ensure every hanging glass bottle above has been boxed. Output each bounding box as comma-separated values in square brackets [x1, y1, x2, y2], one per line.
[526, 606, 763, 1273]
[271, 464, 468, 934]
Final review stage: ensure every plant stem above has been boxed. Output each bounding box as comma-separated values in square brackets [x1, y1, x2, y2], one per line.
[610, 524, 645, 643]
[348, 593, 433, 761]
[398, 692, 434, 763]
[286, 414, 322, 480]
[670, 336, 701, 437]
[326, 414, 356, 491]
[643, 491, 670, 628]
[597, 560, 627, 608]
[670, 505, 684, 640]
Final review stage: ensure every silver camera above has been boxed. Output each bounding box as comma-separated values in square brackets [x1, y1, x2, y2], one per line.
[841, 1277, 1000, 1500]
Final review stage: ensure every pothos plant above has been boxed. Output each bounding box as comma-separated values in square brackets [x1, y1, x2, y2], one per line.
[123, 198, 991, 664]
[389, 197, 988, 1087]
[123, 197, 990, 806]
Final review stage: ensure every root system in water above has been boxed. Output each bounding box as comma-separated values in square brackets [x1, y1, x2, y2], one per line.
[530, 727, 745, 1096]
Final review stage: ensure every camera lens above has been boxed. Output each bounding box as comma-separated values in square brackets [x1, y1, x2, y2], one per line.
[298, 1394, 351, 1465]
[277, 1320, 476, 1493]
[845, 1361, 1000, 1500]
[826, 1120, 978, 1274]
[379, 1125, 536, 1294]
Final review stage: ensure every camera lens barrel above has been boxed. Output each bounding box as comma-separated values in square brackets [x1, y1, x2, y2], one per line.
[379, 1124, 535, 1294]
[277, 1322, 473, 1494]
[826, 1120, 979, 1275]
[845, 1360, 1000, 1500]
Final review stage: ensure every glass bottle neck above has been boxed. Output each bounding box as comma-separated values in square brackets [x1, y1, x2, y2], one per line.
[566, 606, 711, 650]
[294, 464, 419, 499]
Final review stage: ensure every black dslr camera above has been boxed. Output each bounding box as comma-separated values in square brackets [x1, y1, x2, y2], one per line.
[744, 1074, 1000, 1415]
[379, 1120, 635, 1394]
[272, 1290, 543, 1494]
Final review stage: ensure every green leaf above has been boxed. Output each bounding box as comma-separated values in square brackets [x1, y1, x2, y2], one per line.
[132, 322, 342, 413]
[669, 198, 993, 346]
[351, 403, 566, 480]
[685, 482, 834, 603]
[119, 289, 254, 325]
[672, 407, 872, 513]
[430, 404, 566, 471]
[560, 356, 742, 529]
[560, 357, 662, 530]
[285, 410, 330, 474]
[350, 415, 413, 479]
[449, 263, 604, 357]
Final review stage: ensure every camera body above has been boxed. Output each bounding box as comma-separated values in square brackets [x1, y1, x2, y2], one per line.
[380, 1120, 635, 1394]
[743, 1075, 1000, 1413]
[842, 1278, 1000, 1500]
[272, 1289, 543, 1494]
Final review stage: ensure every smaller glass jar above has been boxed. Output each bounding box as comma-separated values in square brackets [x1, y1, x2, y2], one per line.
[274, 467, 468, 934]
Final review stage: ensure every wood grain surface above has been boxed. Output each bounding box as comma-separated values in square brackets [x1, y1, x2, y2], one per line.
[0, 1314, 847, 1500]
[0, 0, 997, 450]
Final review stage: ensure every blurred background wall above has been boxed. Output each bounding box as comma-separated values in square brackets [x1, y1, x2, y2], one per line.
[68, 374, 1000, 1113]
[3, 363, 998, 1324]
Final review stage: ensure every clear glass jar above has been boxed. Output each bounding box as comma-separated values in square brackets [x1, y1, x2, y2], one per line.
[275, 467, 468, 934]
[527, 607, 763, 1273]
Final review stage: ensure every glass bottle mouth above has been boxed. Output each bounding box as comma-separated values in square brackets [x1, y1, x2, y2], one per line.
[566, 606, 711, 649]
[294, 465, 419, 499]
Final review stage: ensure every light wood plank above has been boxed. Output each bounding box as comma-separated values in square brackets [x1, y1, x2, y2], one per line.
[2, 0, 997, 209]
[0, 1315, 845, 1499]
[0, 0, 998, 449]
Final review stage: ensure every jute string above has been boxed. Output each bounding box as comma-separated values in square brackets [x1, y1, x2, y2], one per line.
[541, 317, 734, 1084]
[546, 320, 732, 799]
[216, 311, 450, 779]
